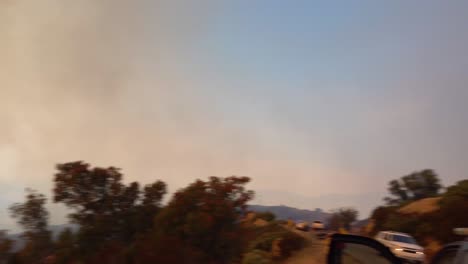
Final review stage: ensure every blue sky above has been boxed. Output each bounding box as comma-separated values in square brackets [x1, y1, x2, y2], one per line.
[1, 0, 468, 231]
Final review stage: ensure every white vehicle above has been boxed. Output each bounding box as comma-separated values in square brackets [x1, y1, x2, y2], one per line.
[312, 220, 327, 239]
[295, 220, 309, 231]
[312, 220, 325, 230]
[375, 231, 425, 264]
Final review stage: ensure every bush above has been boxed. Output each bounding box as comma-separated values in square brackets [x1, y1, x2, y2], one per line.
[287, 219, 296, 228]
[249, 231, 285, 252]
[242, 249, 272, 264]
[278, 231, 305, 258]
[246, 223, 305, 259]
[255, 211, 276, 222]
[247, 223, 286, 238]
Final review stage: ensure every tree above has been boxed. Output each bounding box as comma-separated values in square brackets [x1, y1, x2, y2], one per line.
[119, 181, 167, 243]
[0, 230, 13, 263]
[9, 190, 49, 236]
[369, 206, 397, 235]
[54, 228, 76, 264]
[9, 189, 52, 263]
[385, 180, 409, 205]
[152, 176, 254, 264]
[328, 208, 359, 231]
[440, 179, 468, 205]
[52, 161, 167, 256]
[384, 169, 442, 205]
[137, 181, 167, 230]
[372, 180, 467, 245]
[435, 179, 468, 243]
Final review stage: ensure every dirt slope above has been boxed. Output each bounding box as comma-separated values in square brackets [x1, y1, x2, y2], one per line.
[398, 197, 441, 214]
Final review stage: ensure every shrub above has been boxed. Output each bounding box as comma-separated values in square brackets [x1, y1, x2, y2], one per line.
[287, 219, 296, 228]
[278, 231, 305, 258]
[255, 212, 276, 222]
[249, 231, 285, 252]
[246, 223, 305, 259]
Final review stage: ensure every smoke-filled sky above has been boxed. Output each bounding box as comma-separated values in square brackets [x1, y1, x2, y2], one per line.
[1, 1, 468, 231]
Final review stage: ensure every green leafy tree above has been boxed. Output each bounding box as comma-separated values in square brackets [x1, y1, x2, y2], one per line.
[9, 189, 52, 263]
[153, 176, 254, 264]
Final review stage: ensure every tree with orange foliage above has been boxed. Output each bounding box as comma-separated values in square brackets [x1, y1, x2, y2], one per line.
[151, 176, 254, 264]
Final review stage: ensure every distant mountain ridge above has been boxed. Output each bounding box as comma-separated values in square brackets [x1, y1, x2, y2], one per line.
[248, 204, 331, 223]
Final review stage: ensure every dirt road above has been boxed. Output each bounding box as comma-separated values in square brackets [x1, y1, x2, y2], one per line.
[283, 230, 328, 264]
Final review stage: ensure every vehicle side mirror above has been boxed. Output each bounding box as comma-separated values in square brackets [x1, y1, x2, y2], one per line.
[327, 234, 403, 264]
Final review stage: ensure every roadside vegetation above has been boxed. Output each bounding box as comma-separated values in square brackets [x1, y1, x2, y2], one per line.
[241, 215, 305, 264]
[0, 161, 307, 264]
[368, 169, 468, 258]
[327, 208, 358, 231]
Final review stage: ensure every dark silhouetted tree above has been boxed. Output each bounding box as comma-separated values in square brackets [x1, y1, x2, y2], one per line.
[0, 230, 13, 263]
[385, 169, 442, 205]
[369, 206, 397, 235]
[9, 189, 52, 263]
[385, 180, 409, 205]
[54, 228, 76, 264]
[52, 161, 166, 258]
[435, 179, 468, 243]
[328, 208, 359, 231]
[371, 179, 467, 245]
[153, 176, 254, 264]
[440, 179, 468, 205]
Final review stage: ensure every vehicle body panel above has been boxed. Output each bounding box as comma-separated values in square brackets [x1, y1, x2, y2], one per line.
[375, 231, 425, 263]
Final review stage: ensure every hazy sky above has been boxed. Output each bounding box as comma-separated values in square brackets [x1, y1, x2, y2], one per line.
[1, 1, 468, 231]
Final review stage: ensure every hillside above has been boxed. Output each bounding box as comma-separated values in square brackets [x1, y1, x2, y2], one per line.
[248, 205, 331, 223]
[397, 197, 441, 215]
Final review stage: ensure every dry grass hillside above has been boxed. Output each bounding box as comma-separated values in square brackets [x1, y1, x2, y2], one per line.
[397, 197, 441, 214]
